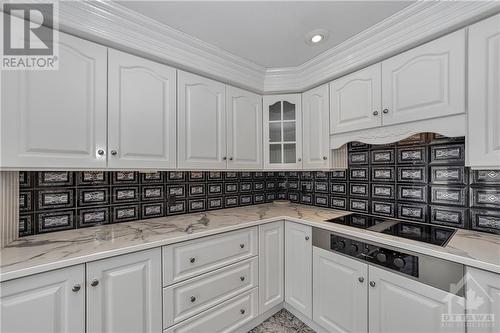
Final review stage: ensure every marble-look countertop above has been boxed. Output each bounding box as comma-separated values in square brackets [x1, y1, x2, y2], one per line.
[1, 203, 500, 282]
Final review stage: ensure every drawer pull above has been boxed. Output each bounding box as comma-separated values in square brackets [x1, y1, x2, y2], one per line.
[239, 244, 245, 249]
[190, 296, 196, 303]
[189, 257, 196, 264]
[240, 309, 245, 315]
[240, 276, 245, 282]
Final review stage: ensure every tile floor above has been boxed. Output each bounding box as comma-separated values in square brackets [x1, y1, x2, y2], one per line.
[249, 309, 315, 333]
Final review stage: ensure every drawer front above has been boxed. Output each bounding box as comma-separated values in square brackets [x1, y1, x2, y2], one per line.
[163, 227, 258, 286]
[164, 288, 258, 333]
[163, 257, 258, 327]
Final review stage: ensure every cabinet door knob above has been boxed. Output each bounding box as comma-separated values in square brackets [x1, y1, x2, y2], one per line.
[190, 296, 196, 303]
[240, 309, 246, 315]
[72, 284, 81, 292]
[189, 257, 196, 263]
[305, 236, 310, 241]
[382, 109, 389, 114]
[240, 276, 245, 282]
[298, 158, 302, 162]
[373, 110, 379, 116]
[229, 157, 233, 161]
[369, 281, 376, 287]
[358, 277, 364, 283]
[240, 243, 245, 249]
[110, 150, 117, 156]
[223, 156, 227, 160]
[90, 279, 99, 287]
[322, 156, 327, 160]
[97, 149, 105, 156]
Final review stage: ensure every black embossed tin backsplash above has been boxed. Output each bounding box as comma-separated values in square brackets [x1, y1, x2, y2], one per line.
[18, 134, 500, 236]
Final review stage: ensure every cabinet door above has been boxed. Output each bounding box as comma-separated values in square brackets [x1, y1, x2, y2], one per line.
[178, 71, 226, 169]
[86, 248, 162, 333]
[466, 267, 500, 333]
[1, 265, 85, 333]
[329, 64, 382, 134]
[302, 84, 330, 169]
[369, 265, 465, 333]
[313, 247, 368, 333]
[467, 14, 500, 168]
[108, 49, 176, 169]
[263, 94, 302, 169]
[285, 222, 312, 318]
[1, 32, 107, 168]
[226, 86, 263, 169]
[381, 30, 465, 126]
[259, 220, 284, 313]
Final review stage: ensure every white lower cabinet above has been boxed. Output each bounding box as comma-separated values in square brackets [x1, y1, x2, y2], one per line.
[259, 221, 285, 313]
[163, 257, 258, 327]
[466, 267, 500, 333]
[164, 288, 258, 333]
[369, 265, 464, 333]
[285, 222, 312, 318]
[0, 265, 85, 333]
[313, 247, 368, 333]
[313, 246, 465, 333]
[86, 248, 162, 333]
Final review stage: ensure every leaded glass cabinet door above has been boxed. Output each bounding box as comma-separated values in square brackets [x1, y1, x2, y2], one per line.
[263, 94, 302, 169]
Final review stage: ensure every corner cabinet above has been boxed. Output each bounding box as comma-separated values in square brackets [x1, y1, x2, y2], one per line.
[302, 84, 330, 169]
[108, 49, 177, 169]
[1, 32, 107, 169]
[1, 265, 85, 333]
[263, 94, 302, 169]
[178, 71, 227, 170]
[467, 13, 500, 169]
[259, 221, 285, 313]
[285, 222, 312, 318]
[226, 86, 263, 169]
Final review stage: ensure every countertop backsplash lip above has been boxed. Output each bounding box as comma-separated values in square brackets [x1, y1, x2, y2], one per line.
[2, 202, 500, 283]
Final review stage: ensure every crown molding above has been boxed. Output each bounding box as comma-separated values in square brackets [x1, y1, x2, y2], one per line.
[264, 1, 500, 93]
[30, 1, 500, 94]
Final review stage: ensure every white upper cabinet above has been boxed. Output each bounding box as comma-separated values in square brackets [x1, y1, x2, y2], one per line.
[330, 64, 382, 134]
[263, 94, 302, 169]
[381, 29, 465, 126]
[302, 84, 330, 169]
[368, 265, 464, 333]
[1, 32, 107, 169]
[226, 86, 263, 169]
[467, 13, 500, 169]
[285, 222, 312, 319]
[178, 71, 226, 169]
[1, 265, 85, 333]
[86, 248, 162, 333]
[108, 50, 177, 169]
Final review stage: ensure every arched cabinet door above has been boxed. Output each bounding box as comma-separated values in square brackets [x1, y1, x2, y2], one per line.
[381, 29, 465, 126]
[329, 64, 382, 134]
[226, 86, 263, 170]
[1, 31, 107, 168]
[177, 71, 227, 170]
[108, 49, 177, 169]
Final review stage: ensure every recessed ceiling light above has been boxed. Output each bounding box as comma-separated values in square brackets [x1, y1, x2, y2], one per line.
[305, 29, 328, 46]
[311, 34, 323, 43]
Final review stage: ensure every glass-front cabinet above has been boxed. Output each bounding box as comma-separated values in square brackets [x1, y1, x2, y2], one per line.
[263, 94, 302, 169]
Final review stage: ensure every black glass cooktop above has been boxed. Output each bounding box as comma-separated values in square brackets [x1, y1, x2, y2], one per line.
[325, 214, 456, 246]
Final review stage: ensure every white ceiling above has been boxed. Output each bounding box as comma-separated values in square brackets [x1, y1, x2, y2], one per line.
[117, 1, 414, 68]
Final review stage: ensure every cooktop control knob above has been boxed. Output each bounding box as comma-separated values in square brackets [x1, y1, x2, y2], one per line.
[376, 251, 387, 263]
[337, 240, 346, 250]
[393, 257, 406, 268]
[350, 243, 359, 253]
